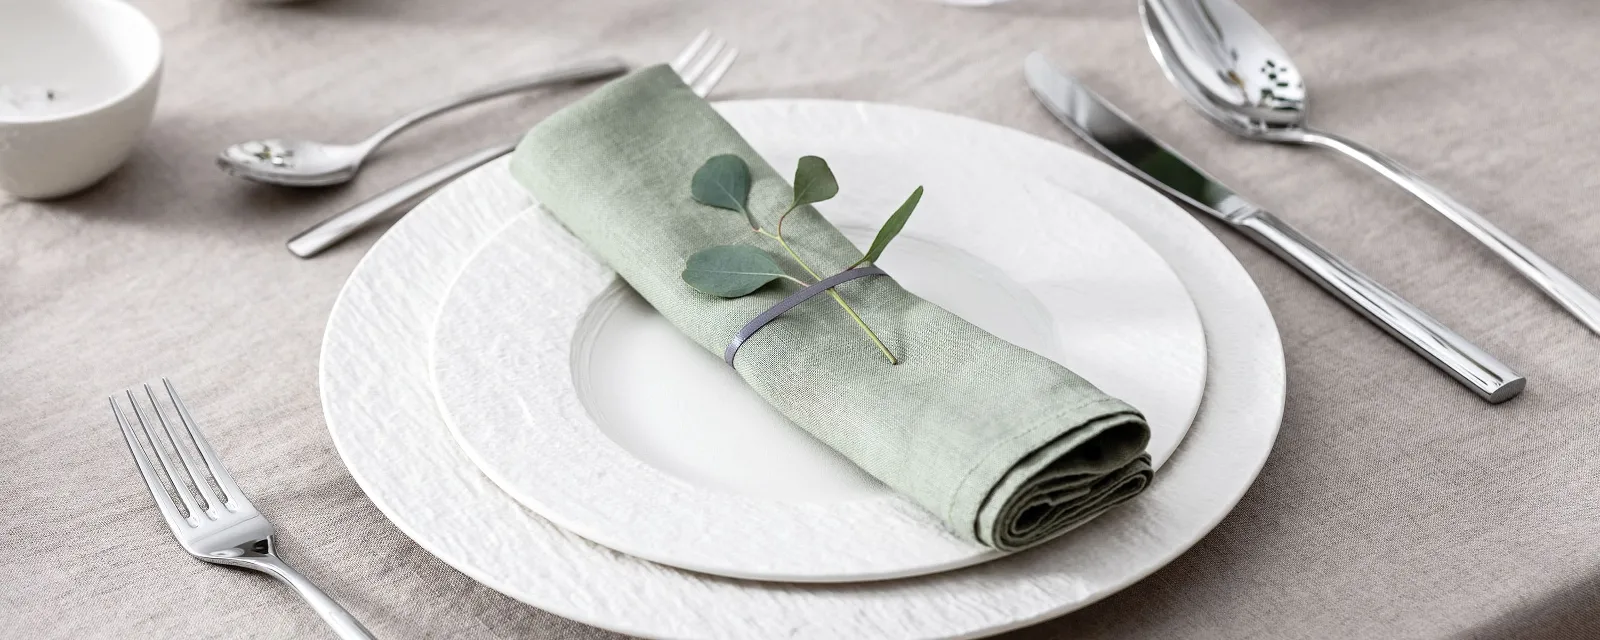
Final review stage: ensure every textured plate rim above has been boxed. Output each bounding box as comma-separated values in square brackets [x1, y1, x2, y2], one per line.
[320, 99, 1285, 639]
[426, 156, 1207, 581]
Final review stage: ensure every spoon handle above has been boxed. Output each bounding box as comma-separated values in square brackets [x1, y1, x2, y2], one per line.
[1237, 209, 1525, 403]
[1298, 129, 1600, 336]
[286, 142, 514, 258]
[356, 58, 630, 152]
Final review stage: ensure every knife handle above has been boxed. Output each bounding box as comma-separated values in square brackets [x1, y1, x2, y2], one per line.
[1236, 210, 1525, 403]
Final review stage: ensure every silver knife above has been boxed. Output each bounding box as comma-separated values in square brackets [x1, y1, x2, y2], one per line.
[1023, 53, 1524, 403]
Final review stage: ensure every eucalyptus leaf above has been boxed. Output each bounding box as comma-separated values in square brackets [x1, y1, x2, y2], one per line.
[857, 186, 923, 266]
[790, 156, 839, 208]
[682, 245, 789, 298]
[691, 154, 758, 228]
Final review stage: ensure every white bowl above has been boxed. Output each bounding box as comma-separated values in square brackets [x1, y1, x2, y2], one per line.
[0, 0, 162, 199]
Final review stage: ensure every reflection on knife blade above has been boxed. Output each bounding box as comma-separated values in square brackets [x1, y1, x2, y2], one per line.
[1022, 52, 1524, 403]
[1023, 53, 1253, 221]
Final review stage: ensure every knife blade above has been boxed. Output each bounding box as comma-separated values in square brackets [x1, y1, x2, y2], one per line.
[1023, 53, 1524, 403]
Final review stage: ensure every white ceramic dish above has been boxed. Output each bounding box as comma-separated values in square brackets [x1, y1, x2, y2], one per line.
[321, 100, 1285, 639]
[0, 0, 162, 199]
[428, 129, 1208, 582]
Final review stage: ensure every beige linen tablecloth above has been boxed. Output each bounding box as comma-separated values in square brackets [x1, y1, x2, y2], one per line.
[4, 0, 1599, 637]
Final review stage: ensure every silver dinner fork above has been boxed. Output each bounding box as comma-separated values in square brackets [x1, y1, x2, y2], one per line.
[286, 30, 740, 259]
[110, 379, 375, 640]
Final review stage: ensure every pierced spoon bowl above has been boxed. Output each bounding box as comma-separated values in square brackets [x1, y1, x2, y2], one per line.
[1141, 0, 1600, 335]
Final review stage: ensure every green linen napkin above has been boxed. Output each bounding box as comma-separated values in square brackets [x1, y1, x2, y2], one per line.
[511, 65, 1153, 551]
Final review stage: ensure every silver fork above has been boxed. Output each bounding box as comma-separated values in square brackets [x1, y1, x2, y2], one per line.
[110, 379, 375, 640]
[286, 30, 740, 259]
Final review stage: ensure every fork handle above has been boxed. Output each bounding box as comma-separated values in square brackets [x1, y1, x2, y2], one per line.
[355, 58, 628, 154]
[249, 554, 377, 640]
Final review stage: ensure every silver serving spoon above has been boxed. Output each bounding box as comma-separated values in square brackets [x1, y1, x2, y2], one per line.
[1141, 0, 1600, 336]
[216, 57, 628, 187]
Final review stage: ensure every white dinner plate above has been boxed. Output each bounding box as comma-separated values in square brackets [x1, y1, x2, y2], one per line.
[427, 120, 1207, 582]
[322, 100, 1285, 639]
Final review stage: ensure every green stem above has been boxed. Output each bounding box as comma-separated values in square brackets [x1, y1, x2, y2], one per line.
[774, 234, 823, 281]
[758, 220, 897, 364]
[776, 204, 798, 244]
[736, 203, 761, 232]
[825, 288, 897, 364]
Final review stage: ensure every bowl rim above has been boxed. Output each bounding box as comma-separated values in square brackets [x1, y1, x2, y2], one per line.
[0, 0, 164, 125]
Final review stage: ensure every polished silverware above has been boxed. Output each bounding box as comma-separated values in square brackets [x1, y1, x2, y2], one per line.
[110, 379, 376, 639]
[285, 142, 513, 258]
[1024, 53, 1524, 403]
[217, 58, 629, 187]
[1140, 0, 1600, 336]
[286, 30, 739, 259]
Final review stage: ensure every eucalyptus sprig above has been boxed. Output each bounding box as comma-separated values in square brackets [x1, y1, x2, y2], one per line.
[681, 154, 922, 365]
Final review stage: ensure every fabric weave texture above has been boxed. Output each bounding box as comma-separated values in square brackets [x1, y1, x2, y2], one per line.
[510, 66, 1153, 549]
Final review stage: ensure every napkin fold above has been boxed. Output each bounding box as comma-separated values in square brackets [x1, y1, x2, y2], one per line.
[511, 66, 1152, 551]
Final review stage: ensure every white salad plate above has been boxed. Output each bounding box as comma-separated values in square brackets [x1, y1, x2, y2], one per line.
[321, 100, 1285, 639]
[428, 119, 1208, 582]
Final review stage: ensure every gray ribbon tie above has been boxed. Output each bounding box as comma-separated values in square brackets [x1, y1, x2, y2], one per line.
[723, 266, 889, 367]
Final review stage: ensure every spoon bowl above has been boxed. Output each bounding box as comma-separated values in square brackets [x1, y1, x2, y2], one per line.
[1139, 0, 1600, 336]
[214, 57, 628, 188]
[217, 138, 366, 187]
[1140, 0, 1306, 136]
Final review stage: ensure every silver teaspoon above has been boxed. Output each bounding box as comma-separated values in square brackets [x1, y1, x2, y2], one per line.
[1141, 0, 1600, 335]
[216, 57, 628, 187]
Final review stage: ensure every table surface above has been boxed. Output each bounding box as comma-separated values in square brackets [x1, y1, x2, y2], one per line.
[5, 0, 1600, 638]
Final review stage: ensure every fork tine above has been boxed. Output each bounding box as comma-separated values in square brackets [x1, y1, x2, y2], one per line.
[111, 396, 191, 531]
[144, 383, 217, 513]
[669, 30, 711, 74]
[125, 389, 206, 519]
[691, 48, 738, 98]
[163, 378, 247, 507]
[679, 37, 726, 87]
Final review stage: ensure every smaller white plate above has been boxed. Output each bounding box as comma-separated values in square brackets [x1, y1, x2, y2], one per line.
[427, 126, 1207, 582]
[324, 100, 1285, 638]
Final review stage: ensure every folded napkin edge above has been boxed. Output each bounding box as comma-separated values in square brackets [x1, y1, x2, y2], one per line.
[947, 396, 1147, 534]
[510, 65, 1156, 550]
